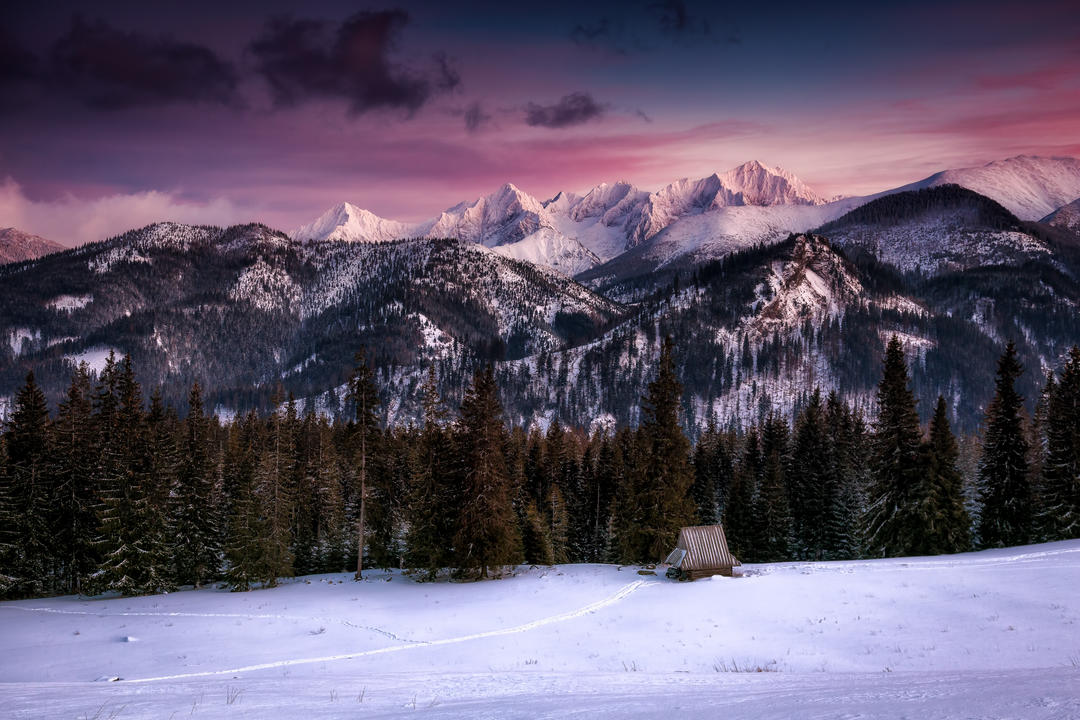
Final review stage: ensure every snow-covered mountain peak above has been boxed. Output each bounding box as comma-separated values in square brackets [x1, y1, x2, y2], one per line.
[482, 182, 547, 217]
[719, 160, 826, 206]
[292, 202, 415, 244]
[569, 181, 647, 223]
[543, 191, 579, 213]
[423, 182, 551, 248]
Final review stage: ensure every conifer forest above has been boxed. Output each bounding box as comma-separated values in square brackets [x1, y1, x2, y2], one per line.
[3, 336, 1077, 599]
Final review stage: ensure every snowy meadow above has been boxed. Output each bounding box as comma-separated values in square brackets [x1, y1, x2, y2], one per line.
[2, 541, 1079, 719]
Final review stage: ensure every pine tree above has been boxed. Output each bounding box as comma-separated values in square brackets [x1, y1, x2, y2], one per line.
[823, 393, 862, 560]
[788, 393, 831, 559]
[0, 372, 52, 597]
[346, 348, 380, 579]
[690, 422, 718, 524]
[978, 342, 1032, 548]
[312, 418, 348, 573]
[173, 383, 221, 587]
[143, 390, 178, 592]
[753, 415, 792, 562]
[49, 363, 98, 593]
[923, 396, 971, 554]
[520, 499, 554, 565]
[0, 435, 13, 592]
[864, 336, 926, 557]
[576, 433, 615, 562]
[453, 365, 521, 577]
[724, 428, 760, 561]
[225, 411, 265, 591]
[256, 395, 295, 586]
[91, 356, 155, 596]
[405, 367, 456, 578]
[1040, 346, 1080, 540]
[636, 337, 695, 561]
[365, 429, 403, 569]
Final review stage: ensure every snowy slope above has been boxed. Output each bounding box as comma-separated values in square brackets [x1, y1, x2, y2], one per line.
[492, 227, 601, 276]
[1, 541, 1078, 718]
[903, 155, 1080, 220]
[818, 185, 1054, 274]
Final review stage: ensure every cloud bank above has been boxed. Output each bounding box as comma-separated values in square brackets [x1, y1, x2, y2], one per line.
[0, 180, 248, 247]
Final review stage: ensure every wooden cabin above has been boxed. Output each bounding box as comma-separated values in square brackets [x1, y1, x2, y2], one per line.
[664, 525, 740, 580]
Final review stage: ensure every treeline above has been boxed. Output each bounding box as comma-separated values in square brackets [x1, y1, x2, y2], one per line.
[1, 338, 1078, 599]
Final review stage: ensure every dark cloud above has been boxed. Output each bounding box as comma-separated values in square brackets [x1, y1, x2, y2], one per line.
[0, 29, 40, 86]
[571, 1, 740, 53]
[464, 101, 492, 132]
[525, 92, 607, 129]
[647, 0, 709, 38]
[48, 16, 239, 109]
[432, 52, 462, 92]
[249, 10, 459, 116]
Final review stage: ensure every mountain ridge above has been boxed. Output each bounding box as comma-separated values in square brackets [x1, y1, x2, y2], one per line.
[288, 155, 1080, 278]
[0, 227, 66, 264]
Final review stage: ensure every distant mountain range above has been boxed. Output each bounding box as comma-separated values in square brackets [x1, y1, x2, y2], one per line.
[0, 227, 64, 264]
[291, 155, 1080, 277]
[2, 155, 1079, 433]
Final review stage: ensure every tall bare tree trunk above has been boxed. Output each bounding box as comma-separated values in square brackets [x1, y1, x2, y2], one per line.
[356, 417, 366, 580]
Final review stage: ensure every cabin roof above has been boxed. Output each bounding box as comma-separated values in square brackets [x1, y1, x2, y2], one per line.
[670, 525, 739, 570]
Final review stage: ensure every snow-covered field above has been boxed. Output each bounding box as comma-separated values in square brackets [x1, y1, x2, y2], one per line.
[2, 542, 1079, 718]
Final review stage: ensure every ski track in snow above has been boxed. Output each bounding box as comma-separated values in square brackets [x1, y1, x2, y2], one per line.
[753, 545, 1080, 577]
[31, 579, 650, 683]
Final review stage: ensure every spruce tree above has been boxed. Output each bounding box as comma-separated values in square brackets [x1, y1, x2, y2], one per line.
[923, 396, 971, 554]
[753, 416, 792, 562]
[724, 428, 760, 561]
[978, 342, 1031, 548]
[1040, 346, 1080, 540]
[225, 411, 265, 590]
[636, 337, 695, 561]
[173, 383, 221, 587]
[365, 429, 403, 569]
[453, 365, 521, 577]
[143, 389, 178, 592]
[0, 435, 12, 592]
[256, 395, 296, 586]
[1, 372, 52, 597]
[823, 392, 861, 560]
[91, 356, 154, 596]
[405, 367, 456, 578]
[49, 363, 98, 593]
[788, 393, 831, 559]
[520, 499, 554, 565]
[346, 348, 380, 579]
[864, 336, 926, 557]
[312, 417, 347, 572]
[690, 422, 719, 524]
